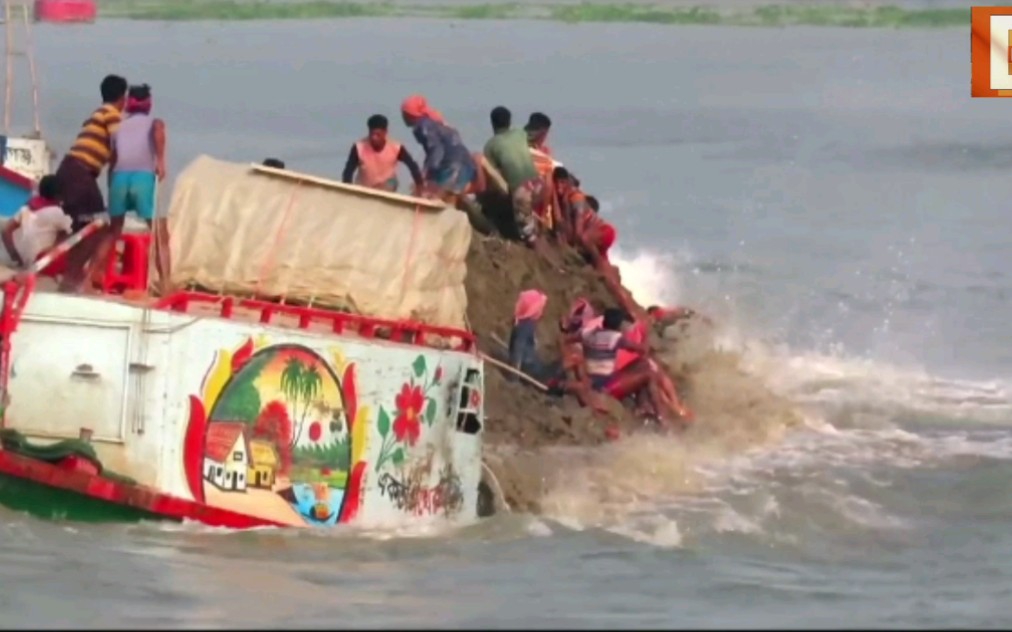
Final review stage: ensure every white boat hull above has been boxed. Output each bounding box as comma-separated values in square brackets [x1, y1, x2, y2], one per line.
[1, 289, 486, 529]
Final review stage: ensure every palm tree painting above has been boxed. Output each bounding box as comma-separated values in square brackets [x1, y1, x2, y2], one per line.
[279, 357, 326, 447]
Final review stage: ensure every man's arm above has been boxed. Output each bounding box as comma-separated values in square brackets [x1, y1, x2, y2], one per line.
[108, 144, 118, 192]
[564, 198, 588, 245]
[563, 330, 584, 345]
[152, 118, 167, 181]
[617, 335, 647, 356]
[106, 112, 122, 191]
[397, 146, 424, 188]
[482, 138, 500, 173]
[341, 144, 360, 184]
[1, 217, 22, 267]
[574, 207, 591, 238]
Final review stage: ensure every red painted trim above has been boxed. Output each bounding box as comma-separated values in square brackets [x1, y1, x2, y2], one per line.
[0, 449, 285, 529]
[155, 291, 477, 353]
[0, 165, 33, 192]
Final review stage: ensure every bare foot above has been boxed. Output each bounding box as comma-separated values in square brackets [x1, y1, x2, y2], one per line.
[57, 280, 84, 294]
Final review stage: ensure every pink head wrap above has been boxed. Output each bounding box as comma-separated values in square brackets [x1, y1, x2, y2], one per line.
[514, 289, 548, 324]
[401, 94, 445, 124]
[126, 95, 151, 114]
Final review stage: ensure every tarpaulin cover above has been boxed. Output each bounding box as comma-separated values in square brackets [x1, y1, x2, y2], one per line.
[166, 155, 472, 328]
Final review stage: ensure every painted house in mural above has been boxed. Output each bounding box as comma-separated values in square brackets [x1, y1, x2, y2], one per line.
[248, 439, 279, 489]
[203, 422, 250, 492]
[0, 156, 492, 530]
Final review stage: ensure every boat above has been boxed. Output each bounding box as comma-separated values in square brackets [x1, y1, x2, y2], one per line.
[33, 0, 95, 24]
[0, 156, 491, 529]
[1, 0, 54, 195]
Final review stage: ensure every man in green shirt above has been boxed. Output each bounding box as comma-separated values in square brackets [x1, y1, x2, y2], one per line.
[483, 106, 550, 257]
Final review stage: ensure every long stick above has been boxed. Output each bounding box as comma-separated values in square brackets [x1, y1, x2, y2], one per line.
[480, 352, 548, 392]
[251, 163, 445, 210]
[29, 218, 107, 275]
[4, 0, 13, 135]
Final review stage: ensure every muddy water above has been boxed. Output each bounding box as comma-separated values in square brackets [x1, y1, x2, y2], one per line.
[1, 16, 1011, 628]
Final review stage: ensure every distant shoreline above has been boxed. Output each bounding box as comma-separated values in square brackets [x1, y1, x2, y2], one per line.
[97, 1, 968, 28]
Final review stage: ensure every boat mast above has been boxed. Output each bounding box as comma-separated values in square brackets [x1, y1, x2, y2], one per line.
[2, 0, 41, 137]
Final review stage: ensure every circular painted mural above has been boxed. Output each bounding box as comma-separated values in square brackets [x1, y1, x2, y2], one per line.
[201, 344, 351, 526]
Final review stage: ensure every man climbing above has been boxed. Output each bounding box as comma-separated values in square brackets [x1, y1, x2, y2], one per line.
[576, 195, 618, 264]
[525, 112, 553, 157]
[91, 83, 168, 294]
[54, 73, 128, 293]
[524, 112, 559, 236]
[508, 288, 550, 381]
[576, 307, 679, 426]
[483, 106, 552, 258]
[551, 166, 589, 246]
[400, 95, 492, 233]
[342, 114, 424, 193]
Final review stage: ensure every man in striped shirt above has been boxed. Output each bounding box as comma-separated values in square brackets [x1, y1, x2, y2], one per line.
[54, 74, 128, 293]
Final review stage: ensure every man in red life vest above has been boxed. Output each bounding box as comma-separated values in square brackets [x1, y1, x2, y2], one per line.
[577, 195, 617, 263]
[573, 307, 685, 426]
[551, 166, 590, 246]
[342, 114, 424, 194]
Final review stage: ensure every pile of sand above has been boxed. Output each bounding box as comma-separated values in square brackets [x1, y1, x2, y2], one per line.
[465, 234, 804, 514]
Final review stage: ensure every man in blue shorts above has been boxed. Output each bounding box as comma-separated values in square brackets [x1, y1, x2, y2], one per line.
[91, 83, 168, 292]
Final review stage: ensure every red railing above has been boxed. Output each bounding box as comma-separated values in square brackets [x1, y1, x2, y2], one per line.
[0, 276, 36, 427]
[153, 291, 476, 353]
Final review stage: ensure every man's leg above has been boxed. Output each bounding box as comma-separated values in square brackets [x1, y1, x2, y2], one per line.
[133, 172, 170, 294]
[605, 364, 669, 422]
[513, 184, 560, 264]
[88, 171, 132, 292]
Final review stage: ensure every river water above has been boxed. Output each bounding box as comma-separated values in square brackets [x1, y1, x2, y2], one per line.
[1, 16, 1010, 629]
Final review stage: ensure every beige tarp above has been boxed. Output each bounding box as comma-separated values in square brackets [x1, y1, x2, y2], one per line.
[166, 155, 472, 329]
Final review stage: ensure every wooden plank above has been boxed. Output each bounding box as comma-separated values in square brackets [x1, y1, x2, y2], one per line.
[250, 163, 447, 211]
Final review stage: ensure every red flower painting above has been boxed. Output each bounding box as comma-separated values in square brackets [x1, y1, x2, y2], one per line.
[393, 383, 424, 446]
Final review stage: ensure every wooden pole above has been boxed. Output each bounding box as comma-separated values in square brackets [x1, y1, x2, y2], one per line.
[480, 352, 549, 392]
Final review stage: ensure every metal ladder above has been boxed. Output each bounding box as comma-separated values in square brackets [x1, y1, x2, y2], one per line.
[2, 0, 41, 138]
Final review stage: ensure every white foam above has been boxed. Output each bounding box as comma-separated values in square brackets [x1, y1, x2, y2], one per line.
[609, 246, 683, 307]
[547, 245, 1012, 548]
[612, 245, 1012, 425]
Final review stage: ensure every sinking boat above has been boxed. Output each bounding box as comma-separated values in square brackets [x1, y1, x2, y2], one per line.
[0, 156, 491, 529]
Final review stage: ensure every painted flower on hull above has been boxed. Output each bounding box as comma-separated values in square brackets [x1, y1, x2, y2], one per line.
[393, 383, 424, 446]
